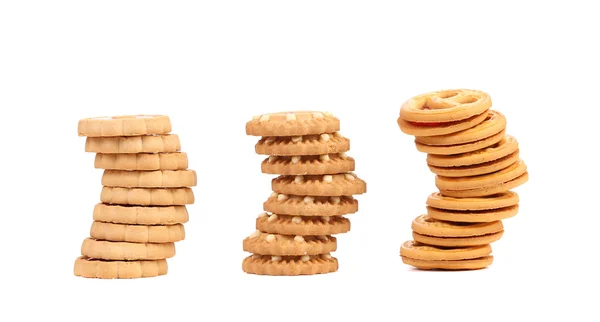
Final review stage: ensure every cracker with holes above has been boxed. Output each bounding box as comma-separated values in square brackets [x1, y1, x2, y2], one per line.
[243, 111, 366, 275]
[396, 89, 529, 271]
[74, 115, 196, 279]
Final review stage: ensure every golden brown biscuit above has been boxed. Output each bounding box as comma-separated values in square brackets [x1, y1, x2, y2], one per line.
[436, 160, 527, 191]
[243, 231, 336, 256]
[440, 172, 529, 198]
[400, 89, 492, 123]
[426, 192, 519, 211]
[428, 150, 519, 177]
[90, 221, 185, 243]
[427, 205, 519, 223]
[263, 193, 358, 217]
[271, 173, 366, 197]
[416, 129, 505, 155]
[74, 256, 168, 279]
[412, 231, 504, 247]
[427, 135, 518, 167]
[411, 214, 503, 237]
[78, 115, 171, 137]
[93, 203, 189, 225]
[400, 240, 492, 261]
[80, 238, 175, 260]
[415, 110, 506, 146]
[85, 134, 181, 154]
[261, 153, 355, 175]
[100, 187, 195, 206]
[101, 170, 197, 188]
[401, 255, 493, 271]
[256, 213, 350, 236]
[94, 152, 188, 171]
[246, 111, 340, 136]
[242, 254, 338, 276]
[398, 111, 487, 137]
[255, 132, 350, 156]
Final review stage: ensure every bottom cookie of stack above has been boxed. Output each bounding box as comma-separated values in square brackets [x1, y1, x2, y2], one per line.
[74, 257, 168, 279]
[242, 230, 339, 276]
[400, 241, 494, 271]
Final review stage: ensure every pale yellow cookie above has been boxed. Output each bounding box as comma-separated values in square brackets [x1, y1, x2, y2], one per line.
[85, 134, 181, 154]
[93, 203, 189, 225]
[90, 221, 185, 243]
[78, 115, 171, 137]
[94, 152, 188, 170]
[74, 256, 168, 279]
[80, 238, 175, 260]
[100, 187, 195, 206]
[101, 170, 197, 188]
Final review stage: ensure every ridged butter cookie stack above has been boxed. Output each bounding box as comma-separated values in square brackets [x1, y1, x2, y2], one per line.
[74, 115, 196, 279]
[242, 111, 366, 276]
[397, 90, 528, 270]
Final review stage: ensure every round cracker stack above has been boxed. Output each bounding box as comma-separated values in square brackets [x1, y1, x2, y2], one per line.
[397, 90, 529, 270]
[74, 115, 196, 279]
[243, 111, 366, 276]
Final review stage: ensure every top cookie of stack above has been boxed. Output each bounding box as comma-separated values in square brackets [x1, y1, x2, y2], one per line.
[74, 115, 196, 279]
[243, 111, 366, 276]
[397, 90, 528, 271]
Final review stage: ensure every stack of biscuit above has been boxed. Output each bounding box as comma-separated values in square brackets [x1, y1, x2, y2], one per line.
[397, 89, 528, 270]
[242, 111, 366, 276]
[74, 115, 196, 279]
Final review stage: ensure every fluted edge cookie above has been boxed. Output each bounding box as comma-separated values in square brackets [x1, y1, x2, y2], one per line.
[400, 89, 492, 122]
[93, 203, 189, 225]
[90, 221, 185, 243]
[100, 187, 195, 206]
[242, 254, 338, 276]
[264, 193, 358, 216]
[246, 111, 340, 136]
[272, 173, 366, 197]
[74, 256, 168, 279]
[256, 213, 350, 236]
[95, 152, 188, 170]
[427, 205, 519, 223]
[400, 240, 492, 261]
[415, 110, 506, 146]
[427, 135, 518, 167]
[243, 232, 336, 256]
[416, 129, 505, 156]
[426, 192, 519, 211]
[436, 160, 527, 191]
[262, 154, 355, 175]
[80, 238, 175, 260]
[412, 231, 504, 247]
[428, 150, 520, 177]
[440, 172, 528, 198]
[78, 115, 171, 137]
[85, 134, 181, 154]
[398, 111, 488, 137]
[401, 255, 493, 271]
[102, 170, 197, 188]
[411, 214, 503, 237]
[256, 132, 350, 156]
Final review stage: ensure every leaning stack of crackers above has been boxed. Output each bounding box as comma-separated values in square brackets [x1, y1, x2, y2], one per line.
[242, 111, 366, 275]
[74, 115, 196, 279]
[397, 89, 528, 270]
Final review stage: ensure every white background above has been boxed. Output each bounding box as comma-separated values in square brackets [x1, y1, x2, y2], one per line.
[1, 1, 598, 321]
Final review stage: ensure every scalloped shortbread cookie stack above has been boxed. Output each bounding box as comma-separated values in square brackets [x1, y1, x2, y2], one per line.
[243, 111, 366, 276]
[74, 115, 196, 279]
[397, 90, 528, 270]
